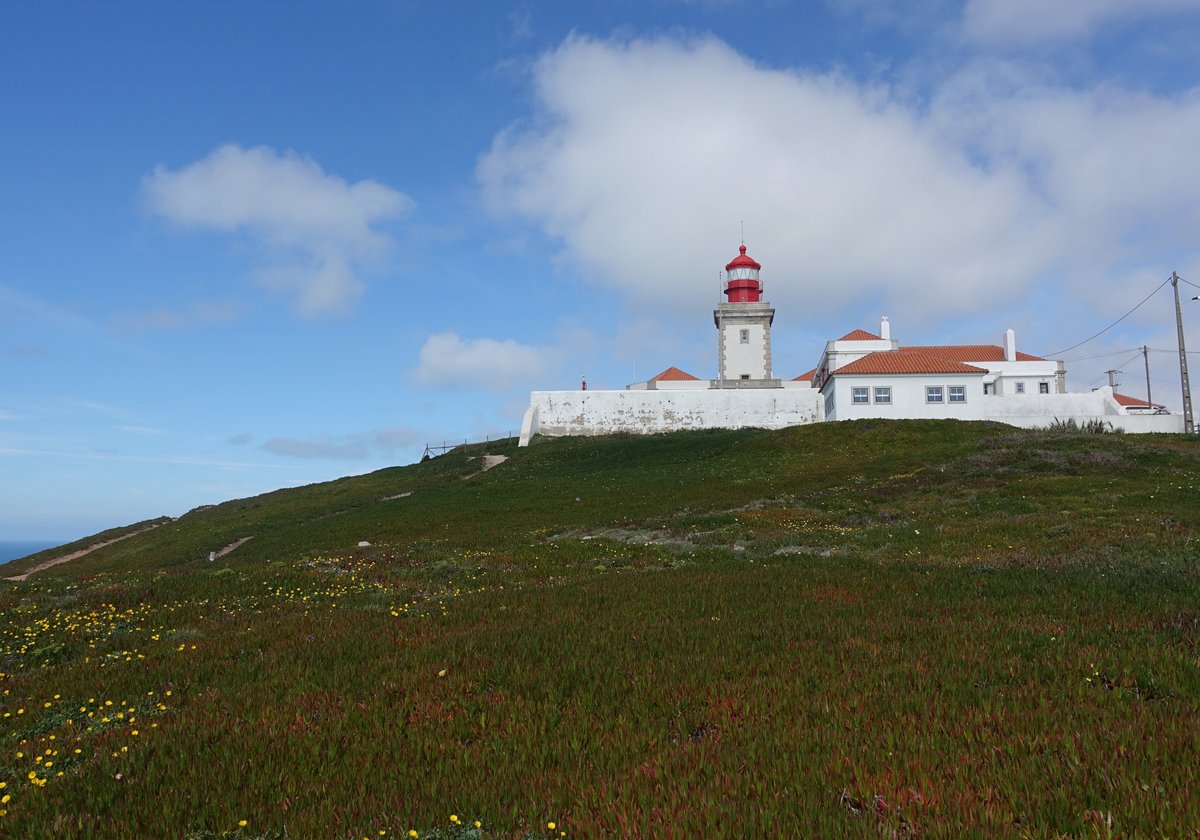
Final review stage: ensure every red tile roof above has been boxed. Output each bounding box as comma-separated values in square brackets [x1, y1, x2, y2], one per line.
[1113, 392, 1165, 409]
[793, 368, 816, 381]
[901, 344, 1046, 362]
[838, 329, 884, 341]
[651, 366, 700, 381]
[831, 352, 988, 376]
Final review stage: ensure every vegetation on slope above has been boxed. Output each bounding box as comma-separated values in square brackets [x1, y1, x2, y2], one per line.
[1, 420, 1198, 838]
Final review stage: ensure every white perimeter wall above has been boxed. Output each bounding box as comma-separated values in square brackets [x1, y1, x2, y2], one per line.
[826, 380, 1184, 433]
[518, 384, 1183, 446]
[981, 389, 1185, 433]
[626, 379, 712, 391]
[519, 388, 824, 446]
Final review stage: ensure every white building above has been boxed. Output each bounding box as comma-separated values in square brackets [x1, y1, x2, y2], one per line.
[815, 321, 1066, 421]
[518, 245, 1184, 445]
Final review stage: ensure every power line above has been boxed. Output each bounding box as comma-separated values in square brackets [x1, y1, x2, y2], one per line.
[1041, 277, 1170, 357]
[1074, 350, 1143, 392]
[1060, 347, 1141, 362]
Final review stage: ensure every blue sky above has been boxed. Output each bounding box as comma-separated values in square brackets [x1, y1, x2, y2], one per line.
[3, 0, 1200, 541]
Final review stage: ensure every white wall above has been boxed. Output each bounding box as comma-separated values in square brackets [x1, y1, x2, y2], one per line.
[652, 379, 712, 391]
[626, 379, 712, 391]
[519, 388, 824, 446]
[825, 381, 1186, 433]
[983, 390, 1110, 419]
[825, 375, 986, 421]
[518, 383, 1183, 446]
[980, 388, 1185, 432]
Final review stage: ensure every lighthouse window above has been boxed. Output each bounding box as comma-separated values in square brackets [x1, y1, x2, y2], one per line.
[739, 329, 750, 344]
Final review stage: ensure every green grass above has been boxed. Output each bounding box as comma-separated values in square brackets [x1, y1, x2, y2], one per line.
[1, 420, 1198, 837]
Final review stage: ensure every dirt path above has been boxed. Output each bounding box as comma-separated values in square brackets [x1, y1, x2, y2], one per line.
[4, 520, 170, 582]
[481, 454, 508, 471]
[462, 453, 509, 480]
[213, 536, 254, 559]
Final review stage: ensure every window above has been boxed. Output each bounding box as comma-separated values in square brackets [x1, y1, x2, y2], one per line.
[1015, 382, 1026, 394]
[739, 329, 750, 344]
[740, 374, 750, 380]
[1039, 382, 1050, 394]
[984, 383, 994, 395]
[852, 387, 869, 404]
[873, 386, 891, 404]
[949, 386, 966, 403]
[926, 386, 944, 403]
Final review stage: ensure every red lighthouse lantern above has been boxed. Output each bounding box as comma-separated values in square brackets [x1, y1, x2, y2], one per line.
[724, 244, 762, 303]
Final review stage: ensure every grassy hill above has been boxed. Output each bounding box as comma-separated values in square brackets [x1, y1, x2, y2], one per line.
[2, 420, 1198, 838]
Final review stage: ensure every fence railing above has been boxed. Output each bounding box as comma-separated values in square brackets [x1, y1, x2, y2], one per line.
[422, 432, 514, 460]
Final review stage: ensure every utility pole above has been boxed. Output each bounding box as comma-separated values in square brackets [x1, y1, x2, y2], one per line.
[1143, 345, 1152, 408]
[1172, 272, 1194, 434]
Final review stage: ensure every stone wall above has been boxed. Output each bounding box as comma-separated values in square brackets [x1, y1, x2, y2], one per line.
[517, 385, 1184, 446]
[980, 390, 1184, 433]
[519, 388, 824, 446]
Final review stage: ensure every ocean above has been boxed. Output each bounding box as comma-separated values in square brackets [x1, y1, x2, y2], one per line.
[0, 541, 61, 565]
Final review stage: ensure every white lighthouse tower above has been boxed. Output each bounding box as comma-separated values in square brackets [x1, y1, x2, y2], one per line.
[714, 244, 778, 385]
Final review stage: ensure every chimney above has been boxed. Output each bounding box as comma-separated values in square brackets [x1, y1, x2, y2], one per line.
[1004, 329, 1017, 362]
[880, 316, 890, 340]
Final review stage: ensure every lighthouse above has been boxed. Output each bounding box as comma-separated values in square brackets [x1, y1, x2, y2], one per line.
[714, 244, 777, 384]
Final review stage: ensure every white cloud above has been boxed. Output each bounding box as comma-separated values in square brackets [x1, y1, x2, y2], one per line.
[261, 426, 418, 460]
[928, 63, 1200, 281]
[113, 425, 165, 437]
[414, 332, 548, 391]
[479, 36, 1050, 322]
[478, 35, 1200, 333]
[143, 144, 412, 316]
[961, 0, 1200, 45]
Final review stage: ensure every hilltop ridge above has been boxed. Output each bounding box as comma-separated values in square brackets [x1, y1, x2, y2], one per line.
[7, 420, 1196, 582]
